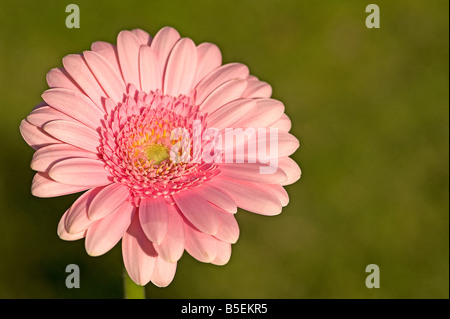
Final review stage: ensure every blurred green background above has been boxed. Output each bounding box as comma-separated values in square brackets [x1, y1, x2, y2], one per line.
[0, 0, 448, 298]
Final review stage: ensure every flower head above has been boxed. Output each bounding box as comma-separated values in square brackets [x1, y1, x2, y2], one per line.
[20, 27, 301, 286]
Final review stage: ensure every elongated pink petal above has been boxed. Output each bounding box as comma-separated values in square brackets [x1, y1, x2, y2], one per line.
[213, 209, 239, 244]
[274, 132, 300, 158]
[151, 257, 177, 287]
[139, 197, 168, 245]
[212, 177, 282, 216]
[91, 41, 122, 80]
[62, 54, 107, 109]
[194, 63, 249, 105]
[194, 42, 222, 86]
[43, 120, 100, 153]
[46, 68, 82, 92]
[20, 119, 60, 150]
[65, 187, 104, 233]
[163, 38, 197, 96]
[31, 144, 99, 172]
[49, 158, 111, 187]
[221, 130, 300, 161]
[88, 183, 130, 220]
[278, 156, 302, 185]
[272, 113, 292, 132]
[184, 222, 218, 263]
[219, 163, 287, 184]
[199, 79, 247, 114]
[31, 172, 88, 198]
[84, 50, 126, 103]
[173, 190, 220, 236]
[103, 97, 117, 114]
[27, 106, 74, 127]
[212, 241, 232, 266]
[122, 214, 158, 286]
[31, 101, 47, 112]
[242, 79, 272, 98]
[58, 210, 86, 241]
[117, 30, 142, 87]
[194, 184, 237, 214]
[131, 28, 152, 45]
[154, 205, 185, 263]
[139, 45, 161, 93]
[265, 184, 289, 207]
[231, 99, 285, 128]
[85, 200, 135, 256]
[42, 88, 105, 129]
[150, 27, 180, 71]
[207, 99, 256, 129]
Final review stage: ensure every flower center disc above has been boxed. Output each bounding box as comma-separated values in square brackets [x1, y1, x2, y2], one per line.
[145, 143, 170, 165]
[100, 89, 221, 205]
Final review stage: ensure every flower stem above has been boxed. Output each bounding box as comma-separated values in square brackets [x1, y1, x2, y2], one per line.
[123, 268, 146, 299]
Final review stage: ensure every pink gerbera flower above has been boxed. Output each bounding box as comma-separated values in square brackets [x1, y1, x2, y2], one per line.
[19, 27, 301, 287]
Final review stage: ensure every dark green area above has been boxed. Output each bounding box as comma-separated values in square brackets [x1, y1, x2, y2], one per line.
[0, 0, 448, 298]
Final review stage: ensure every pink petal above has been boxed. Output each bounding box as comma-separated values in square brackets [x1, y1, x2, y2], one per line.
[278, 157, 302, 186]
[31, 144, 99, 172]
[85, 200, 135, 256]
[49, 157, 111, 187]
[163, 37, 197, 96]
[139, 45, 161, 93]
[274, 132, 300, 158]
[153, 205, 185, 263]
[103, 97, 117, 114]
[150, 26, 180, 71]
[213, 209, 239, 244]
[62, 54, 107, 110]
[218, 163, 288, 184]
[58, 210, 86, 241]
[42, 88, 105, 129]
[139, 197, 168, 245]
[194, 42, 222, 86]
[212, 177, 282, 216]
[65, 187, 104, 233]
[43, 120, 100, 153]
[212, 241, 232, 266]
[91, 41, 122, 80]
[231, 99, 285, 128]
[184, 222, 218, 263]
[88, 183, 130, 221]
[117, 30, 143, 87]
[20, 119, 60, 150]
[265, 184, 289, 207]
[31, 172, 88, 198]
[122, 214, 157, 286]
[46, 68, 82, 92]
[272, 113, 292, 132]
[83, 50, 126, 103]
[27, 106, 74, 128]
[222, 130, 299, 160]
[131, 28, 152, 45]
[151, 257, 177, 287]
[194, 63, 249, 105]
[31, 101, 47, 111]
[199, 79, 247, 114]
[242, 79, 272, 98]
[194, 184, 237, 214]
[206, 99, 256, 129]
[173, 190, 220, 236]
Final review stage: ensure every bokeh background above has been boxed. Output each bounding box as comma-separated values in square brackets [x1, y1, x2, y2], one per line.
[0, 0, 448, 298]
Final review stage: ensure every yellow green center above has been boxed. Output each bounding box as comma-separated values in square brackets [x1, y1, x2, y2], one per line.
[145, 143, 170, 165]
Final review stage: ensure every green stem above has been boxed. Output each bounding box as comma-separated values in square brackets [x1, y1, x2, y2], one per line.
[123, 268, 146, 299]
